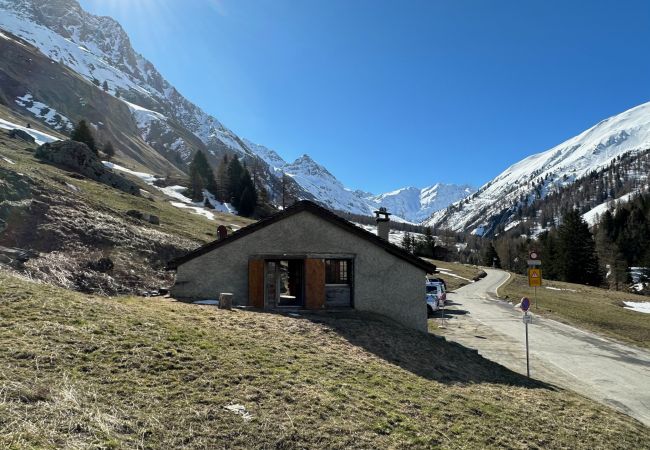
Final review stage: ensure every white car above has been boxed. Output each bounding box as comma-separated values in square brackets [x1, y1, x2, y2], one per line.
[425, 281, 446, 315]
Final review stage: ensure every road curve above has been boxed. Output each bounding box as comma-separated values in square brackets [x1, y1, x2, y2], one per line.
[439, 268, 650, 426]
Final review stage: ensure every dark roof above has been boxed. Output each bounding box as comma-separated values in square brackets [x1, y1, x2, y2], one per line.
[167, 200, 436, 273]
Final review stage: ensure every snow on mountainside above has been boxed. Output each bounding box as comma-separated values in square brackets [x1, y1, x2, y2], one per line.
[0, 0, 244, 157]
[0, 0, 468, 220]
[283, 155, 375, 216]
[426, 101, 650, 235]
[369, 184, 475, 223]
[242, 139, 287, 170]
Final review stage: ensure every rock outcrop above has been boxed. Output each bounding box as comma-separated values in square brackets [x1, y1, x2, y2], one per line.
[35, 140, 140, 195]
[8, 129, 36, 143]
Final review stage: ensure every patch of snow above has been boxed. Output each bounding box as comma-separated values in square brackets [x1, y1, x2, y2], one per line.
[504, 220, 520, 232]
[103, 161, 157, 183]
[545, 286, 577, 292]
[1, 155, 15, 165]
[203, 190, 236, 214]
[193, 299, 219, 305]
[224, 404, 253, 422]
[102, 161, 232, 220]
[353, 222, 425, 247]
[159, 185, 192, 202]
[0, 117, 59, 145]
[437, 267, 473, 282]
[582, 189, 646, 226]
[170, 201, 215, 220]
[622, 301, 650, 314]
[65, 182, 79, 192]
[629, 267, 650, 283]
[15, 93, 72, 131]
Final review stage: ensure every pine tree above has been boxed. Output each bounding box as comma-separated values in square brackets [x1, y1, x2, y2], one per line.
[557, 209, 602, 285]
[102, 80, 109, 92]
[70, 120, 97, 154]
[236, 168, 257, 217]
[238, 186, 256, 217]
[227, 156, 244, 206]
[103, 141, 115, 161]
[189, 159, 204, 202]
[188, 151, 214, 201]
[482, 242, 501, 268]
[401, 232, 413, 253]
[215, 154, 230, 203]
[538, 231, 559, 280]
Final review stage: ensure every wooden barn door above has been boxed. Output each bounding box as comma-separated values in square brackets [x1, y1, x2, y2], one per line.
[248, 258, 265, 308]
[304, 258, 325, 310]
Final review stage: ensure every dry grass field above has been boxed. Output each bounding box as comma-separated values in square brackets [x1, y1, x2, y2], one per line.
[1, 271, 648, 449]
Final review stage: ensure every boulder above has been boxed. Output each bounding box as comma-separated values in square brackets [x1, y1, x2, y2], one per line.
[127, 210, 160, 225]
[8, 128, 35, 143]
[126, 209, 143, 219]
[35, 140, 139, 195]
[87, 257, 114, 273]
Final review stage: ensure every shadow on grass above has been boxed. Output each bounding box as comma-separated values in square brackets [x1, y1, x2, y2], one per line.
[259, 308, 552, 390]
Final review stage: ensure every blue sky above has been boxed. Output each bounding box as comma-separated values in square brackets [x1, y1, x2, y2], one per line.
[79, 0, 650, 193]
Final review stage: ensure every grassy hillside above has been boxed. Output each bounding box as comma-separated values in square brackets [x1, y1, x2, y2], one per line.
[500, 273, 650, 349]
[0, 127, 252, 294]
[0, 271, 647, 449]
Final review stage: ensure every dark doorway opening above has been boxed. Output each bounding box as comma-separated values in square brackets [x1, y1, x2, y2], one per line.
[265, 259, 304, 308]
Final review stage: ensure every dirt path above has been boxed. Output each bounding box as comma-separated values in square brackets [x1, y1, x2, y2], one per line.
[436, 268, 650, 426]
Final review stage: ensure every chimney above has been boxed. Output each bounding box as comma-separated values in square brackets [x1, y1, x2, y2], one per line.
[374, 207, 391, 240]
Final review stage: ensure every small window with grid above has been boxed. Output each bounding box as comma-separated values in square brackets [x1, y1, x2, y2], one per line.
[325, 259, 351, 285]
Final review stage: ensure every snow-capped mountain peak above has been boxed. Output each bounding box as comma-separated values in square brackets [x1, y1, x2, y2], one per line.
[369, 183, 475, 223]
[0, 0, 474, 222]
[426, 100, 650, 235]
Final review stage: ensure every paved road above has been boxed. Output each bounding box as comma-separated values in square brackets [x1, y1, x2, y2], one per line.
[438, 268, 650, 426]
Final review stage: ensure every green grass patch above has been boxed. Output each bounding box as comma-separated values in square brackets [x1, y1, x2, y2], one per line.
[0, 271, 647, 449]
[500, 273, 650, 349]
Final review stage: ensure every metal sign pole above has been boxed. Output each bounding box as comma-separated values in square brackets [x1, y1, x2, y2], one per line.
[525, 312, 530, 378]
[534, 286, 537, 309]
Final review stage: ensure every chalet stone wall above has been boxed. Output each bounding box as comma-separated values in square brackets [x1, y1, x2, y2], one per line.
[171, 210, 427, 332]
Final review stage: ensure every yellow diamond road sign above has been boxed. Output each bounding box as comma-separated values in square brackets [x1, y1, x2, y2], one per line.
[528, 268, 542, 287]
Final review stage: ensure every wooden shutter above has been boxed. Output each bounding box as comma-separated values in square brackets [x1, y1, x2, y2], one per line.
[248, 258, 265, 308]
[305, 258, 326, 310]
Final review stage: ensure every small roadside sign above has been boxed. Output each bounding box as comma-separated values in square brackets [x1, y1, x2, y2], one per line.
[529, 251, 539, 260]
[528, 268, 542, 287]
[520, 297, 530, 311]
[523, 314, 533, 324]
[527, 259, 542, 266]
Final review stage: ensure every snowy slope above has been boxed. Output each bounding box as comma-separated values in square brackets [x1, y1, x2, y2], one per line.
[369, 183, 474, 223]
[0, 117, 60, 145]
[283, 155, 376, 216]
[426, 101, 650, 234]
[0, 0, 246, 158]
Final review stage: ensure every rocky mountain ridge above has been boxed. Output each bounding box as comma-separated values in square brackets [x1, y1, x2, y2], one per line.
[0, 0, 471, 221]
[426, 101, 650, 236]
